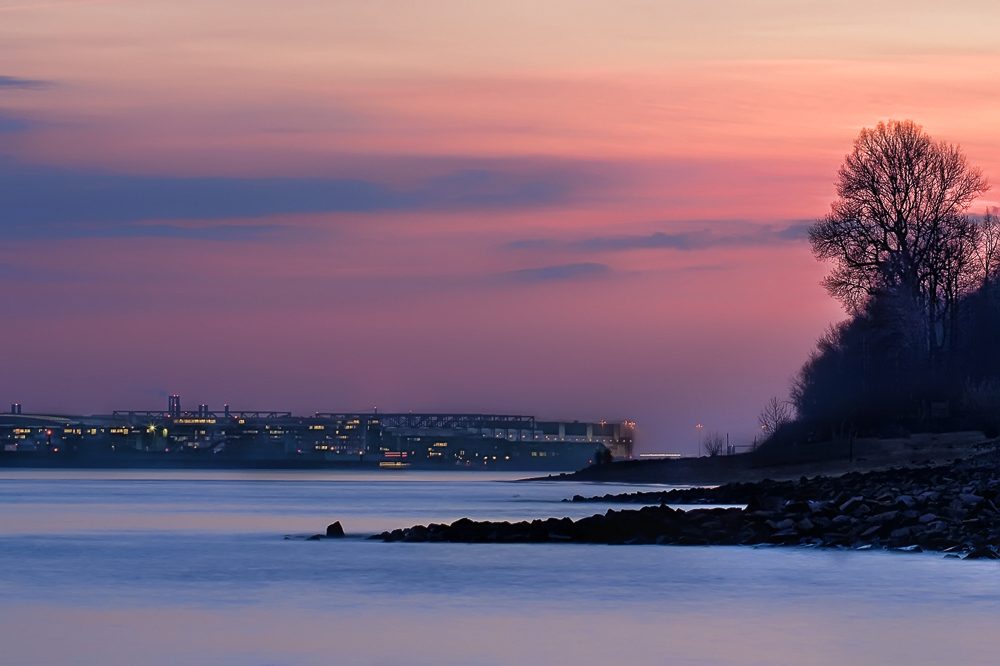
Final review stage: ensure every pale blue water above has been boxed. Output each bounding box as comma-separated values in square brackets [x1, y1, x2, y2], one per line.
[2, 470, 999, 665]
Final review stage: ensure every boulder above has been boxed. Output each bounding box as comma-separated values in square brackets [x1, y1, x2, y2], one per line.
[891, 526, 912, 539]
[370, 456, 1000, 555]
[839, 496, 865, 513]
[326, 521, 346, 538]
[784, 500, 810, 514]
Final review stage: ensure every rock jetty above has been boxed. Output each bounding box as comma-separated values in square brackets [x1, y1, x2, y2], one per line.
[369, 458, 1000, 558]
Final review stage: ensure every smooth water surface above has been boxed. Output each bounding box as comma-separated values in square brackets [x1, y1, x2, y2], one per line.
[2, 470, 999, 665]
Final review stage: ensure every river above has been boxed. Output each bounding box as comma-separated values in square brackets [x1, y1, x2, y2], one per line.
[2, 469, 998, 665]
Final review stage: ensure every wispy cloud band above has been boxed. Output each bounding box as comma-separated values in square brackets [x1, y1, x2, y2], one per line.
[0, 160, 585, 238]
[509, 224, 811, 254]
[0, 75, 49, 88]
[503, 262, 610, 282]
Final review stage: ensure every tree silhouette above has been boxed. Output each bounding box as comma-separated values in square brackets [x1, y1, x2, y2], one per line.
[809, 120, 988, 369]
[790, 121, 1000, 437]
[703, 431, 725, 457]
[758, 397, 792, 441]
[972, 209, 1000, 290]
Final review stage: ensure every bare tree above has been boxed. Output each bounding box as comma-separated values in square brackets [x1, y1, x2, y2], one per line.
[972, 209, 1000, 289]
[758, 397, 792, 440]
[703, 431, 725, 457]
[808, 120, 988, 366]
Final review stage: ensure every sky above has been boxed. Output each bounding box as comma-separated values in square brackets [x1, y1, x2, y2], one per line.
[2, 1, 1000, 454]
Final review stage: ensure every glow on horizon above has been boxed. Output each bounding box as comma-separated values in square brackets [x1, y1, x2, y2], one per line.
[2, 1, 1000, 451]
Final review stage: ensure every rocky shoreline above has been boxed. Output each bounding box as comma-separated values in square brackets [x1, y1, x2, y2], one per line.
[369, 456, 1000, 558]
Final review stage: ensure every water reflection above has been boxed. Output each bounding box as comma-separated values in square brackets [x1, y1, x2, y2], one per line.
[1, 470, 999, 665]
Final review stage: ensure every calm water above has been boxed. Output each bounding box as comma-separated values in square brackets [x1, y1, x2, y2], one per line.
[2, 470, 999, 665]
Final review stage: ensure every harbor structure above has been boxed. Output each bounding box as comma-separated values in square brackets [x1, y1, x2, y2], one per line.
[0, 397, 633, 470]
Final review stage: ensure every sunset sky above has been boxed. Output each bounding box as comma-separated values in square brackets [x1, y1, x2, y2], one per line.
[2, 1, 1000, 452]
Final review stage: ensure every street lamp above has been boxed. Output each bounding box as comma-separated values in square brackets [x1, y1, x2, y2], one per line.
[696, 423, 703, 455]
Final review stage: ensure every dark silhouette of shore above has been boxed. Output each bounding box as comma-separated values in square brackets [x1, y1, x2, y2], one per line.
[368, 450, 1000, 558]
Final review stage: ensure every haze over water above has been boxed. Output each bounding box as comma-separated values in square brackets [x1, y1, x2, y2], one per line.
[2, 469, 1000, 665]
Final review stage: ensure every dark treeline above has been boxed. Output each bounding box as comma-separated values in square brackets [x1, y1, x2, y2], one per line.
[782, 120, 1000, 442]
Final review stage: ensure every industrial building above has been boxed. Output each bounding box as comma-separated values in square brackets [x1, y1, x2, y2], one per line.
[0, 396, 634, 470]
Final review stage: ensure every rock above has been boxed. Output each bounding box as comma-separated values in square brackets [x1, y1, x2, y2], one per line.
[839, 496, 865, 513]
[822, 532, 851, 546]
[306, 534, 322, 541]
[326, 521, 346, 538]
[784, 501, 810, 514]
[963, 547, 1000, 560]
[372, 456, 1000, 556]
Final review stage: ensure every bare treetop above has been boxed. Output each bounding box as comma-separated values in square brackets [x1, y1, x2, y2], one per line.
[973, 210, 1000, 289]
[810, 120, 988, 314]
[758, 396, 792, 442]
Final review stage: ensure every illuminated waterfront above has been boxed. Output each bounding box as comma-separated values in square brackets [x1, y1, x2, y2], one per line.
[1, 404, 633, 470]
